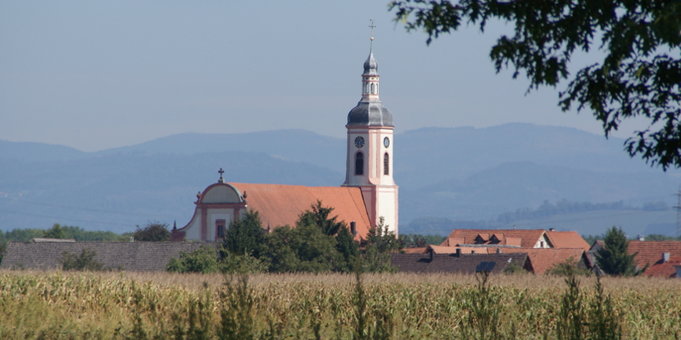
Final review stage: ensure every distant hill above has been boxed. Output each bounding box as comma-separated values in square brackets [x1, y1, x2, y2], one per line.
[1, 124, 678, 236]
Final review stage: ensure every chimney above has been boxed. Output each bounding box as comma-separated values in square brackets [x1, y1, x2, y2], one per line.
[455, 248, 462, 257]
[350, 222, 357, 236]
[428, 247, 434, 261]
[496, 248, 501, 254]
[663, 252, 671, 263]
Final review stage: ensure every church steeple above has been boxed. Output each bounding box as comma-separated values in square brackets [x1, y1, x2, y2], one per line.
[343, 20, 399, 236]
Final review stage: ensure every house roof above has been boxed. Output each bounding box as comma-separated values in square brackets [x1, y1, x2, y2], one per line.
[644, 257, 681, 278]
[441, 229, 547, 248]
[500, 248, 586, 275]
[230, 182, 372, 239]
[0, 242, 209, 271]
[545, 231, 590, 250]
[628, 240, 681, 271]
[391, 253, 528, 274]
[401, 247, 427, 254]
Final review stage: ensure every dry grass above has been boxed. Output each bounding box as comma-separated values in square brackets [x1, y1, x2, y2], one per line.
[0, 270, 680, 339]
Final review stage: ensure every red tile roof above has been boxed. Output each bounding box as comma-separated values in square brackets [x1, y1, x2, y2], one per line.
[628, 241, 681, 275]
[230, 182, 372, 239]
[644, 257, 681, 278]
[546, 231, 590, 250]
[501, 248, 586, 275]
[442, 229, 547, 248]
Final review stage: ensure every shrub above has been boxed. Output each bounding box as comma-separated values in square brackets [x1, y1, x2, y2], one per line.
[167, 246, 219, 273]
[60, 249, 104, 271]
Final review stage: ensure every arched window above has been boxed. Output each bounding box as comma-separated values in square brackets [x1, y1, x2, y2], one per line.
[370, 83, 376, 94]
[355, 152, 364, 175]
[383, 153, 389, 175]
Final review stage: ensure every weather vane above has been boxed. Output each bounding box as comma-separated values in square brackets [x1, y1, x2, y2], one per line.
[369, 19, 376, 50]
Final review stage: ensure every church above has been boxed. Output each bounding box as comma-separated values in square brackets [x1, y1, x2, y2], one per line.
[171, 45, 399, 242]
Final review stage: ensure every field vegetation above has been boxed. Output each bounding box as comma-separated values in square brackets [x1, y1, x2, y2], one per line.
[1, 270, 680, 339]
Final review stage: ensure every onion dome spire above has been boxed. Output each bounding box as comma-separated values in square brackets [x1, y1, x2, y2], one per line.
[346, 20, 393, 127]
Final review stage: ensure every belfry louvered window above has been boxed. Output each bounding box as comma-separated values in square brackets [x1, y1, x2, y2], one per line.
[355, 152, 364, 175]
[383, 153, 389, 175]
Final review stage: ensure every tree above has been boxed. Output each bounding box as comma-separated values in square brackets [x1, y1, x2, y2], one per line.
[133, 223, 170, 242]
[167, 246, 220, 273]
[222, 211, 266, 256]
[296, 200, 346, 236]
[44, 224, 66, 239]
[361, 217, 400, 272]
[60, 249, 104, 271]
[595, 227, 641, 276]
[390, 1, 681, 169]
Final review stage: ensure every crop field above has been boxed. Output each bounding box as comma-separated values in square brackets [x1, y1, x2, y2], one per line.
[0, 271, 680, 339]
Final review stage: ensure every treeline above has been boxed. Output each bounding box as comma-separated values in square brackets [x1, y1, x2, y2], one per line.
[496, 199, 670, 224]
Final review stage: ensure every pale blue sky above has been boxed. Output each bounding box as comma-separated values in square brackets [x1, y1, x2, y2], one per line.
[0, 1, 646, 151]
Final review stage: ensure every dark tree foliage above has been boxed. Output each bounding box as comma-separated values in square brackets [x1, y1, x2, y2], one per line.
[399, 233, 446, 248]
[167, 246, 220, 274]
[43, 224, 67, 239]
[335, 226, 359, 272]
[361, 218, 400, 272]
[296, 200, 346, 236]
[133, 223, 170, 242]
[595, 227, 641, 276]
[263, 224, 345, 273]
[222, 211, 266, 256]
[60, 249, 104, 271]
[390, 0, 681, 169]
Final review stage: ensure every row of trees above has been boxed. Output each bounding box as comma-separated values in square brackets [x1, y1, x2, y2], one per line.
[168, 201, 400, 274]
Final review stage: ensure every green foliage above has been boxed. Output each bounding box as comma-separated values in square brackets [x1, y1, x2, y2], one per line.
[360, 218, 399, 273]
[222, 211, 265, 256]
[60, 249, 104, 271]
[336, 227, 359, 272]
[297, 200, 346, 236]
[263, 224, 344, 273]
[556, 267, 585, 340]
[596, 227, 642, 276]
[133, 223, 170, 242]
[219, 275, 256, 340]
[460, 272, 503, 340]
[43, 224, 67, 239]
[588, 275, 622, 340]
[546, 257, 592, 277]
[167, 246, 219, 274]
[220, 253, 267, 274]
[399, 233, 446, 248]
[502, 263, 526, 275]
[390, 0, 681, 169]
[260, 202, 358, 273]
[644, 234, 681, 241]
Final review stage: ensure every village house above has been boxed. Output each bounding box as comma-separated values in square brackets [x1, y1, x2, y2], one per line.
[398, 228, 591, 274]
[589, 240, 681, 278]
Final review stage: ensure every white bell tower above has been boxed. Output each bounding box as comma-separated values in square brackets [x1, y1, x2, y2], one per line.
[342, 23, 398, 236]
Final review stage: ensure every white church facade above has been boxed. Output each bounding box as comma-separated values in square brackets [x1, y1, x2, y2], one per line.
[172, 46, 398, 242]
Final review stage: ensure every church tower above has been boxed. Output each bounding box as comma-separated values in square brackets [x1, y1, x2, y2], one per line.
[342, 31, 399, 236]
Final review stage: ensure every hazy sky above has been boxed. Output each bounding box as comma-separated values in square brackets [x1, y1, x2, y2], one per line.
[0, 1, 649, 152]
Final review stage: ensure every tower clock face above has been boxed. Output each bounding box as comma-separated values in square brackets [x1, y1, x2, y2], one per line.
[354, 136, 365, 148]
[383, 137, 390, 148]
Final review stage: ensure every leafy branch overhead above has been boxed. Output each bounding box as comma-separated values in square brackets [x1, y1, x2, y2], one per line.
[390, 0, 681, 169]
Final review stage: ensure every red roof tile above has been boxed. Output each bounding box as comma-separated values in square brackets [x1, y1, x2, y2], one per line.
[546, 231, 590, 250]
[628, 241, 681, 275]
[442, 229, 547, 248]
[644, 257, 681, 278]
[501, 248, 586, 275]
[230, 182, 372, 239]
